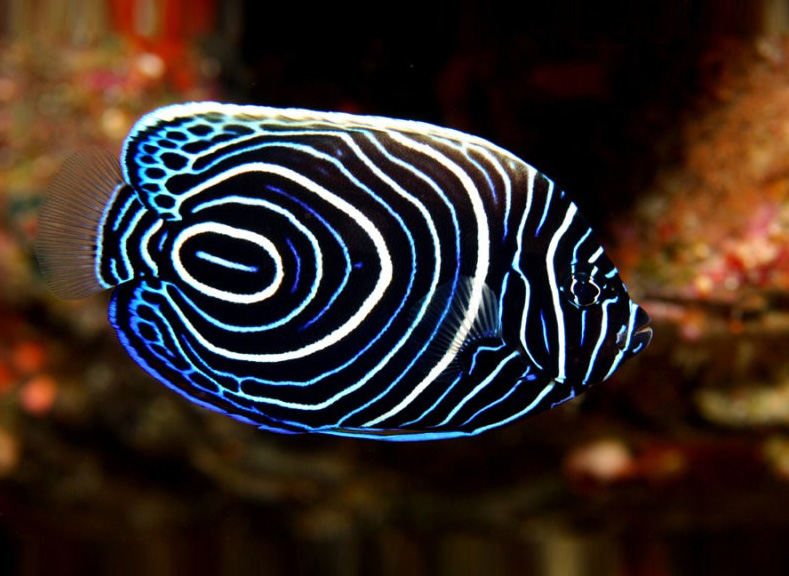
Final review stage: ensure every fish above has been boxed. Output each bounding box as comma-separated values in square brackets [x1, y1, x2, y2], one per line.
[36, 102, 652, 441]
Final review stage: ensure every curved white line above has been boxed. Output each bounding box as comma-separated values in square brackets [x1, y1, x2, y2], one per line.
[363, 131, 491, 427]
[140, 219, 163, 276]
[167, 163, 393, 362]
[173, 221, 283, 304]
[583, 297, 615, 384]
[191, 194, 325, 327]
[124, 102, 525, 177]
[437, 350, 521, 426]
[546, 203, 577, 383]
[119, 206, 146, 282]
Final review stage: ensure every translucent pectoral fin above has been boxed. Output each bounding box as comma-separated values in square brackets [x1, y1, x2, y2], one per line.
[405, 276, 503, 381]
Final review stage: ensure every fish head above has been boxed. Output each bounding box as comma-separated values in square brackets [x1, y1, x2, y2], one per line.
[508, 206, 651, 393]
[555, 256, 652, 387]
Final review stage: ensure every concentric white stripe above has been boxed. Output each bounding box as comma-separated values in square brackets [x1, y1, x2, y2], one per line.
[109, 101, 651, 437]
[583, 297, 615, 384]
[118, 206, 146, 282]
[473, 145, 513, 232]
[512, 165, 537, 356]
[190, 194, 326, 328]
[167, 162, 393, 362]
[140, 219, 163, 276]
[471, 380, 556, 435]
[436, 350, 520, 426]
[172, 221, 283, 304]
[545, 203, 578, 383]
[344, 131, 442, 331]
[362, 130, 491, 427]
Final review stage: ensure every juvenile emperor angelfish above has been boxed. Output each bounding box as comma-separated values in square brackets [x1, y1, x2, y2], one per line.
[36, 102, 652, 441]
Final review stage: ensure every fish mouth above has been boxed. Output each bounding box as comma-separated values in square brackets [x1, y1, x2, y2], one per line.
[616, 305, 652, 355]
[628, 305, 653, 355]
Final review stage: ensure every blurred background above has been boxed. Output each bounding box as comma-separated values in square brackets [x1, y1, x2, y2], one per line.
[2, 1, 789, 574]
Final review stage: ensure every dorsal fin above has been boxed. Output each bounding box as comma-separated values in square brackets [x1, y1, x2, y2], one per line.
[36, 147, 122, 299]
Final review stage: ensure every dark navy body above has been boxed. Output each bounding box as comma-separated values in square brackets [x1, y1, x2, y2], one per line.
[36, 103, 652, 440]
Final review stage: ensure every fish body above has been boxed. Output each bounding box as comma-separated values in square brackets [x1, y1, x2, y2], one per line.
[36, 102, 651, 440]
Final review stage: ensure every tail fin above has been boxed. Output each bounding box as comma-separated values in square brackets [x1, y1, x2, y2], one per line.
[36, 148, 122, 299]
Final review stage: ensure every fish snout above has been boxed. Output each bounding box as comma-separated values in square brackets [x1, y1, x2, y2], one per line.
[628, 305, 652, 356]
[615, 304, 652, 356]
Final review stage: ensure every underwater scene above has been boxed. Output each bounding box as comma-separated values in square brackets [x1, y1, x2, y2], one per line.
[2, 1, 789, 574]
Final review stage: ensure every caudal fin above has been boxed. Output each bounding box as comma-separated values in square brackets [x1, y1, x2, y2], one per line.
[36, 147, 123, 299]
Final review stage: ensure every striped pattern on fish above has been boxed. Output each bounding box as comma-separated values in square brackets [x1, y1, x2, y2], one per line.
[36, 102, 652, 441]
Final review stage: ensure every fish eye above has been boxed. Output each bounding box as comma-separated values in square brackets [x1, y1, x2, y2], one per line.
[562, 269, 602, 308]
